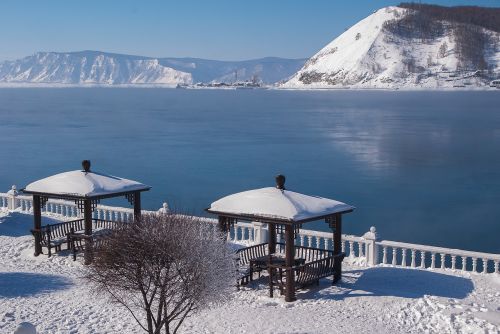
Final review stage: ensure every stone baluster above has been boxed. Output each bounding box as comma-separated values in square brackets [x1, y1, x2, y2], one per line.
[401, 248, 407, 267]
[472, 258, 477, 272]
[440, 253, 445, 269]
[451, 255, 457, 270]
[358, 242, 364, 258]
[341, 240, 345, 253]
[411, 249, 416, 268]
[392, 248, 397, 266]
[382, 246, 388, 264]
[349, 241, 355, 258]
[324, 238, 329, 250]
[430, 253, 436, 269]
[300, 235, 305, 246]
[233, 226, 238, 241]
[461, 256, 467, 272]
[482, 259, 488, 274]
[494, 261, 499, 274]
[420, 251, 426, 269]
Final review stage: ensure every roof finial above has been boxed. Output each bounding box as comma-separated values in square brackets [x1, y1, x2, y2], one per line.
[275, 174, 286, 190]
[82, 160, 91, 174]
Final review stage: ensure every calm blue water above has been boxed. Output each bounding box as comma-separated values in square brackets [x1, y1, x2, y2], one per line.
[0, 88, 499, 253]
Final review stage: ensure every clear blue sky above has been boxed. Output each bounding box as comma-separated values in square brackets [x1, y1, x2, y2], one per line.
[0, 0, 498, 61]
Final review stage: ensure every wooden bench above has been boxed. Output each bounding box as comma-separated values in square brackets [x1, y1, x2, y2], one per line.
[68, 231, 111, 261]
[31, 219, 85, 257]
[235, 243, 269, 286]
[273, 252, 345, 295]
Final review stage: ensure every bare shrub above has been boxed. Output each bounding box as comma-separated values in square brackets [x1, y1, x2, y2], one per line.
[85, 213, 235, 334]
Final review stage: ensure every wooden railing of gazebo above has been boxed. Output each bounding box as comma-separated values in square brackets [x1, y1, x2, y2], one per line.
[30, 218, 125, 257]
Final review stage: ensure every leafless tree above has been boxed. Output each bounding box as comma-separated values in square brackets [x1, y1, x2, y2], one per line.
[438, 42, 448, 59]
[85, 213, 236, 334]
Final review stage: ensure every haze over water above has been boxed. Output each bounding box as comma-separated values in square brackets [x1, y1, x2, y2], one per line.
[1, 88, 499, 253]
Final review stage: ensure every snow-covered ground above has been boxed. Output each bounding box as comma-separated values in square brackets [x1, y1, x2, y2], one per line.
[1, 209, 499, 333]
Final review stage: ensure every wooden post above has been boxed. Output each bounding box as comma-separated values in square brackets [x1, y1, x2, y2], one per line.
[333, 213, 342, 283]
[33, 195, 42, 256]
[83, 199, 93, 265]
[217, 216, 228, 239]
[268, 222, 276, 254]
[284, 224, 296, 302]
[133, 191, 141, 222]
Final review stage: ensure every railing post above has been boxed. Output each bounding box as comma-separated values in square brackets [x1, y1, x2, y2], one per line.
[7, 185, 18, 211]
[363, 226, 379, 266]
[252, 221, 267, 244]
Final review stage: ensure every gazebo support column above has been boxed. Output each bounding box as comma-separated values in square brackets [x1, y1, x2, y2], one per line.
[284, 224, 296, 302]
[333, 213, 343, 283]
[83, 199, 93, 265]
[133, 191, 141, 222]
[33, 195, 42, 256]
[268, 222, 276, 254]
[217, 216, 229, 239]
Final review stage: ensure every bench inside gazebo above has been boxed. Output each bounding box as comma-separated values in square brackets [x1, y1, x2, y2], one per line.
[207, 175, 354, 302]
[22, 160, 151, 264]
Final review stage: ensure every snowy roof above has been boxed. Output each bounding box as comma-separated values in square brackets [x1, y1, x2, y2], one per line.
[23, 170, 150, 198]
[208, 187, 354, 223]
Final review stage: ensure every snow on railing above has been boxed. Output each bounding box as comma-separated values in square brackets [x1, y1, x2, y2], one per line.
[4, 185, 499, 275]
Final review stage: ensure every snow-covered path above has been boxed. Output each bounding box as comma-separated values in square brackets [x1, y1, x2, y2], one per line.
[1, 210, 499, 333]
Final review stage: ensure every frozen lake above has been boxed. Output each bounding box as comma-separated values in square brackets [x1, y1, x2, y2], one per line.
[0, 88, 499, 253]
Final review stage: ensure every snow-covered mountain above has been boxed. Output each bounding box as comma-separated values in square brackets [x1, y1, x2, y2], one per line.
[0, 51, 192, 86]
[0, 51, 306, 86]
[282, 6, 500, 89]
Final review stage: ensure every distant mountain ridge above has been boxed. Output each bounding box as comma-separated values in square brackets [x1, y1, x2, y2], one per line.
[0, 51, 306, 86]
[282, 4, 500, 89]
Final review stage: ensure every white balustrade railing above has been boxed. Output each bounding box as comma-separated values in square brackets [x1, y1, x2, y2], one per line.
[0, 192, 9, 209]
[377, 239, 500, 274]
[3, 185, 499, 275]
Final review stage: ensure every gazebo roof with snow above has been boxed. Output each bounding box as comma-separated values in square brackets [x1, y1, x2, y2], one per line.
[207, 174, 354, 302]
[22, 160, 151, 260]
[207, 184, 354, 224]
[22, 169, 151, 200]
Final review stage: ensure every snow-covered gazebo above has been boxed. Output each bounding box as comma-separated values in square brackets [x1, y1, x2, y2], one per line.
[22, 160, 151, 261]
[207, 175, 354, 302]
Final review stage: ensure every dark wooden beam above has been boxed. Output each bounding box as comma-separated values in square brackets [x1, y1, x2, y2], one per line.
[204, 208, 354, 226]
[133, 191, 141, 222]
[268, 222, 276, 254]
[284, 224, 296, 302]
[333, 213, 343, 283]
[33, 195, 42, 256]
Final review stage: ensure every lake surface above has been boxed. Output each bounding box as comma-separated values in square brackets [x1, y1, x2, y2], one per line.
[0, 88, 499, 253]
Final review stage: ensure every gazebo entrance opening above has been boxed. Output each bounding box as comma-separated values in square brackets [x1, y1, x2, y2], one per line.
[22, 161, 151, 264]
[207, 175, 354, 302]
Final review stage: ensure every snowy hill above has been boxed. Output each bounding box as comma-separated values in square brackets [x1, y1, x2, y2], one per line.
[282, 6, 500, 89]
[0, 51, 306, 86]
[0, 51, 192, 86]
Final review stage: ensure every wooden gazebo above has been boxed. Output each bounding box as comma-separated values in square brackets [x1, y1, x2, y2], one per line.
[22, 160, 151, 263]
[207, 175, 354, 302]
